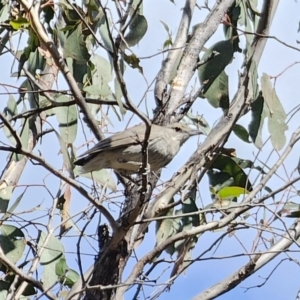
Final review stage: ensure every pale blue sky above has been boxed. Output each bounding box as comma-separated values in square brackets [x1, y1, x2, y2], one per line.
[0, 0, 300, 299]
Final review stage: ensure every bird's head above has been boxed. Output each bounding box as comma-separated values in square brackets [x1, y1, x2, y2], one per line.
[167, 122, 202, 144]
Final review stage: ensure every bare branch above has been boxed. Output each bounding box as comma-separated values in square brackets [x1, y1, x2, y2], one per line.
[193, 220, 300, 299]
[0, 146, 118, 233]
[154, 0, 196, 107]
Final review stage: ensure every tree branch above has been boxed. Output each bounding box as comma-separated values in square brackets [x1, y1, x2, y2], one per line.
[154, 0, 196, 107]
[17, 0, 104, 141]
[0, 245, 57, 300]
[163, 0, 235, 119]
[0, 146, 118, 233]
[192, 220, 300, 299]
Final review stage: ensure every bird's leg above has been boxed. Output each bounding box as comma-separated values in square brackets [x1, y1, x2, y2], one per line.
[138, 163, 151, 175]
[118, 172, 137, 184]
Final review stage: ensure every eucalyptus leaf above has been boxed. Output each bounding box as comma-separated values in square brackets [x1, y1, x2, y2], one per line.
[218, 186, 249, 199]
[55, 130, 73, 176]
[198, 40, 233, 94]
[114, 77, 126, 116]
[0, 225, 25, 265]
[5, 95, 18, 118]
[38, 231, 65, 289]
[261, 73, 287, 151]
[249, 92, 267, 149]
[98, 9, 113, 53]
[123, 14, 148, 47]
[75, 168, 117, 192]
[63, 23, 90, 63]
[54, 95, 78, 144]
[233, 124, 251, 143]
[91, 54, 113, 84]
[1, 189, 26, 221]
[155, 203, 177, 256]
[202, 70, 229, 110]
[0, 186, 13, 214]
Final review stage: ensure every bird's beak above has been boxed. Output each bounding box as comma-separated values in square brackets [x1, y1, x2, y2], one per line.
[189, 128, 203, 136]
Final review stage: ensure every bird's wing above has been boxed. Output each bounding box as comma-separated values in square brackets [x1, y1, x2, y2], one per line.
[77, 124, 163, 157]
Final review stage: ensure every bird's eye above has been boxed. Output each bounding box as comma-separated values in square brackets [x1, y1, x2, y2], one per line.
[174, 126, 182, 132]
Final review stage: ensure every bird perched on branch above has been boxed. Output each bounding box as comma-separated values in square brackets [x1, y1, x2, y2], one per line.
[74, 122, 201, 175]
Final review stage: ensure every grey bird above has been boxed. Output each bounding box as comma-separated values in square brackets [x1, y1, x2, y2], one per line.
[74, 122, 201, 174]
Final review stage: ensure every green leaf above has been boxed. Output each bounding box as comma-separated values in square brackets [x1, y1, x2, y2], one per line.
[249, 92, 267, 148]
[198, 40, 234, 94]
[114, 77, 126, 116]
[39, 96, 54, 116]
[63, 23, 90, 63]
[61, 3, 83, 25]
[207, 170, 234, 194]
[3, 121, 16, 146]
[54, 130, 73, 176]
[0, 287, 9, 298]
[261, 73, 287, 151]
[160, 20, 170, 33]
[3, 96, 18, 146]
[62, 269, 80, 287]
[38, 231, 64, 263]
[83, 84, 112, 97]
[174, 186, 200, 251]
[97, 11, 113, 53]
[75, 168, 117, 192]
[0, 225, 26, 266]
[163, 38, 173, 49]
[202, 70, 229, 110]
[231, 157, 253, 169]
[91, 54, 113, 84]
[0, 281, 10, 298]
[54, 95, 78, 144]
[38, 231, 64, 289]
[238, 0, 247, 27]
[72, 59, 88, 87]
[55, 257, 67, 277]
[155, 199, 179, 256]
[123, 53, 143, 73]
[1, 189, 26, 221]
[233, 124, 251, 143]
[247, 0, 261, 17]
[123, 14, 148, 47]
[18, 33, 41, 79]
[289, 211, 300, 218]
[278, 201, 300, 218]
[182, 188, 200, 228]
[223, 4, 241, 52]
[131, 0, 144, 13]
[0, 187, 13, 214]
[250, 61, 259, 100]
[210, 155, 253, 192]
[218, 186, 249, 199]
[4, 95, 18, 118]
[9, 17, 30, 30]
[56, 257, 80, 287]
